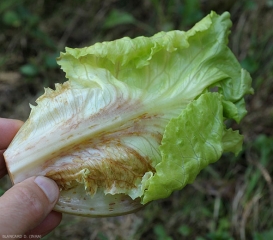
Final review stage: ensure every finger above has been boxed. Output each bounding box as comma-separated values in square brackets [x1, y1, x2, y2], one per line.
[0, 176, 60, 235]
[0, 118, 23, 149]
[25, 211, 62, 238]
[0, 118, 23, 178]
[0, 150, 7, 178]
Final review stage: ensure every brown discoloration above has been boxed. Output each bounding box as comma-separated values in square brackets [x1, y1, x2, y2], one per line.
[37, 82, 71, 102]
[66, 135, 73, 140]
[45, 138, 156, 195]
[25, 145, 35, 151]
[43, 100, 164, 195]
[30, 85, 170, 196]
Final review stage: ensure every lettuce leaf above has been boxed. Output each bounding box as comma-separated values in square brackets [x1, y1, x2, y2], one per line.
[142, 92, 243, 203]
[56, 11, 252, 203]
[4, 11, 253, 211]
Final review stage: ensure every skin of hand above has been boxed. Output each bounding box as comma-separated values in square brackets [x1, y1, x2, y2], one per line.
[0, 118, 62, 238]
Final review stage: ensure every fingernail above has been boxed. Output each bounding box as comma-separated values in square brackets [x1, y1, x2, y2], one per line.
[34, 176, 59, 203]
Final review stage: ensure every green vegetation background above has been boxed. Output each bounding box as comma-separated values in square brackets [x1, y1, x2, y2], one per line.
[0, 0, 273, 239]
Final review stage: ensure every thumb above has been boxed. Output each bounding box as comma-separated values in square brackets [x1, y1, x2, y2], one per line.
[0, 176, 59, 235]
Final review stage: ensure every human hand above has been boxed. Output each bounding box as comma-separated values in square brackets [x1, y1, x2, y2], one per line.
[0, 118, 62, 238]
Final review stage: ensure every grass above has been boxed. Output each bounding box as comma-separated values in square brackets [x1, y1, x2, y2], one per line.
[1, 0, 273, 239]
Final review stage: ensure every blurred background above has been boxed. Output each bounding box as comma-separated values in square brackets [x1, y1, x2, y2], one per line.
[0, 0, 273, 239]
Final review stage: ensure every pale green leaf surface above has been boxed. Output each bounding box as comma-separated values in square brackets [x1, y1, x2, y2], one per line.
[221, 128, 243, 155]
[142, 93, 224, 203]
